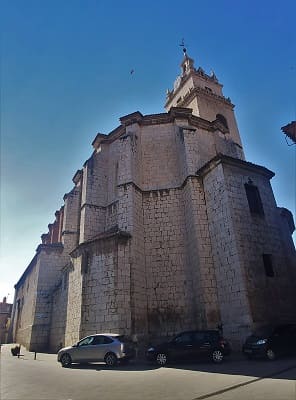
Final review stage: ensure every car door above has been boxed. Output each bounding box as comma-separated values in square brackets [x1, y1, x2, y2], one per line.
[90, 335, 114, 361]
[73, 336, 95, 362]
[191, 332, 212, 359]
[168, 332, 194, 361]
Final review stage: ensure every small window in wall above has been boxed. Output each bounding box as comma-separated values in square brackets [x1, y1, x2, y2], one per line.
[244, 183, 264, 216]
[216, 114, 228, 129]
[82, 252, 90, 274]
[262, 254, 274, 277]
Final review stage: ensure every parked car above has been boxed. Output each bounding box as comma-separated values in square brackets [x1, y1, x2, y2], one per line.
[242, 324, 296, 360]
[146, 330, 231, 366]
[57, 333, 135, 367]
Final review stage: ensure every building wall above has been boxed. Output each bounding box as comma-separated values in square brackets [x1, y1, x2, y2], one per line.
[202, 158, 296, 347]
[49, 272, 69, 352]
[13, 259, 40, 349]
[12, 60, 296, 352]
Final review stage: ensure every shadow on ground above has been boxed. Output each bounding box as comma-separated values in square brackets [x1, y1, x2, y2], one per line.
[64, 355, 296, 380]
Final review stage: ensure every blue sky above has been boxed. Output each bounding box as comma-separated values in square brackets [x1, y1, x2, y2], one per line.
[1, 0, 295, 301]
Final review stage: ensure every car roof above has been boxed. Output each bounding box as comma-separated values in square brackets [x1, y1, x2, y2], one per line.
[93, 333, 121, 337]
[176, 330, 220, 335]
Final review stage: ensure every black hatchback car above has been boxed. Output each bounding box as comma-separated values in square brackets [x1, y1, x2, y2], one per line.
[146, 330, 231, 366]
[242, 324, 296, 360]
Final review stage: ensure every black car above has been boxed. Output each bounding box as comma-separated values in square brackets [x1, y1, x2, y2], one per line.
[242, 324, 296, 360]
[146, 330, 231, 366]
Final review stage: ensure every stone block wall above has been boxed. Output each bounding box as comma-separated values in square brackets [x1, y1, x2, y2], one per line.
[64, 257, 83, 346]
[203, 162, 253, 347]
[49, 271, 69, 352]
[79, 237, 132, 338]
[30, 245, 68, 351]
[182, 177, 220, 328]
[13, 259, 39, 349]
[222, 164, 296, 327]
[141, 124, 182, 190]
[143, 188, 191, 337]
[80, 150, 108, 243]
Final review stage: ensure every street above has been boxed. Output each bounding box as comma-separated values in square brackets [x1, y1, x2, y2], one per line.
[1, 344, 296, 400]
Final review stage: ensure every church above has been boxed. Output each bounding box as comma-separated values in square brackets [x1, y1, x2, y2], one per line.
[10, 52, 296, 352]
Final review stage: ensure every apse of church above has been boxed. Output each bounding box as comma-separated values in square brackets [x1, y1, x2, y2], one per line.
[11, 53, 296, 352]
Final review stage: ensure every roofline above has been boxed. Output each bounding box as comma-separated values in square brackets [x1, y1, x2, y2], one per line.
[196, 154, 275, 179]
[14, 244, 64, 290]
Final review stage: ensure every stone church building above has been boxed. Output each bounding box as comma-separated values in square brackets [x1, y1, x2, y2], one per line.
[10, 53, 296, 352]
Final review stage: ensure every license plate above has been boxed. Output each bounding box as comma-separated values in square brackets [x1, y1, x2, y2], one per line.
[244, 349, 252, 354]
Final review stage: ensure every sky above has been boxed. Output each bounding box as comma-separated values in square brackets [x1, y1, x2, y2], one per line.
[1, 0, 295, 303]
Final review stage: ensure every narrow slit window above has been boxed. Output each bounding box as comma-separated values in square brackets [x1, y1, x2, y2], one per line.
[263, 254, 274, 277]
[244, 184, 264, 216]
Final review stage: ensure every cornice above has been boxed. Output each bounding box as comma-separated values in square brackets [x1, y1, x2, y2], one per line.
[70, 228, 131, 258]
[196, 154, 275, 179]
[165, 67, 224, 108]
[179, 86, 234, 109]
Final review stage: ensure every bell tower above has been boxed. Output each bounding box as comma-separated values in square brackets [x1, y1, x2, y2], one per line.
[165, 51, 244, 152]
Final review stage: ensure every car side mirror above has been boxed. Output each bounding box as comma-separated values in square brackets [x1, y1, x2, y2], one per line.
[72, 343, 77, 347]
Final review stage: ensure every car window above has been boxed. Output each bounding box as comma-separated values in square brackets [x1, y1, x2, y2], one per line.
[117, 335, 130, 343]
[192, 332, 207, 342]
[174, 333, 192, 344]
[78, 336, 94, 346]
[92, 336, 113, 345]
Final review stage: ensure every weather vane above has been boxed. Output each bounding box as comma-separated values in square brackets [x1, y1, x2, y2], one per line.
[179, 38, 187, 56]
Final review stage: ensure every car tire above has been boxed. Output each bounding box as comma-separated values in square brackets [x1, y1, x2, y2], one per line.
[211, 349, 224, 363]
[266, 348, 276, 361]
[60, 353, 72, 368]
[156, 352, 168, 366]
[104, 352, 118, 367]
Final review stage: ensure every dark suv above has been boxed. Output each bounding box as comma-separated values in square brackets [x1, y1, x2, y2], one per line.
[146, 330, 231, 366]
[242, 324, 296, 360]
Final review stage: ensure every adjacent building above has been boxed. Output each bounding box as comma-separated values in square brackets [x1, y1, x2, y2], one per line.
[0, 297, 13, 344]
[11, 53, 296, 352]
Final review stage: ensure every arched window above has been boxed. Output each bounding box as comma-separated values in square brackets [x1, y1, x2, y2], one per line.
[216, 114, 228, 129]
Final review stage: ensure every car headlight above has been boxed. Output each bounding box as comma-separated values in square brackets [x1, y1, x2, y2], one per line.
[147, 347, 155, 352]
[256, 339, 267, 345]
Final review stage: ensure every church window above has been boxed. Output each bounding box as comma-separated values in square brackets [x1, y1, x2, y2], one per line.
[262, 254, 274, 277]
[244, 183, 264, 216]
[205, 86, 213, 93]
[216, 114, 228, 129]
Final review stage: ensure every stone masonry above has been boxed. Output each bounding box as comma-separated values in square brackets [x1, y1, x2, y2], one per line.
[11, 52, 296, 352]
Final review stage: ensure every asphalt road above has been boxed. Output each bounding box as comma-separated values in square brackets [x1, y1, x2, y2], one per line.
[1, 344, 296, 400]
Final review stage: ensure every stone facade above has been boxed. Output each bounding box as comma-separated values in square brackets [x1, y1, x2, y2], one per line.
[0, 297, 12, 344]
[11, 53, 296, 352]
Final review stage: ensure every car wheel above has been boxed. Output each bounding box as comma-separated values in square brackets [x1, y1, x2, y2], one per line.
[60, 353, 72, 368]
[156, 352, 168, 366]
[104, 352, 118, 367]
[266, 348, 276, 361]
[212, 349, 224, 363]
